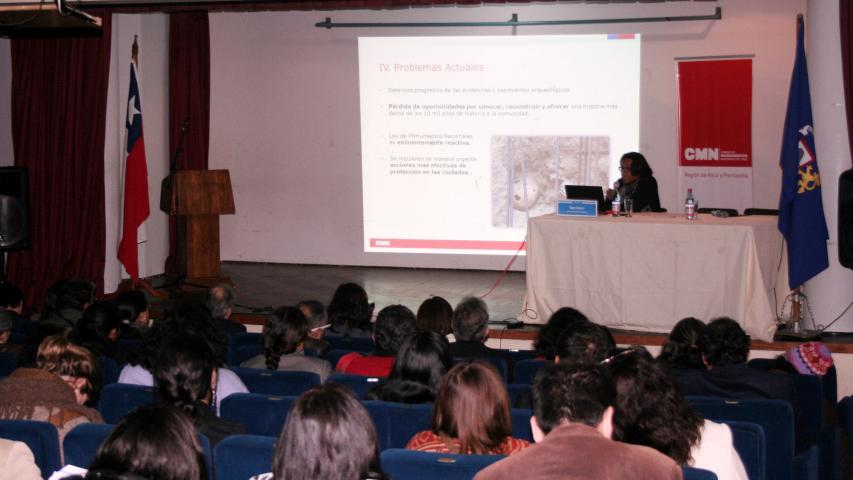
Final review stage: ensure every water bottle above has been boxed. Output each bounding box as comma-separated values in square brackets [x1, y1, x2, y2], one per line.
[612, 192, 621, 217]
[684, 188, 696, 220]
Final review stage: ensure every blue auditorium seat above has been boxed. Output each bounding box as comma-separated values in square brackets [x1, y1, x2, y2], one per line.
[724, 420, 766, 480]
[0, 419, 61, 478]
[363, 400, 433, 450]
[226, 333, 262, 367]
[0, 351, 17, 377]
[232, 345, 264, 366]
[506, 384, 530, 407]
[326, 372, 384, 399]
[99, 356, 120, 386]
[214, 435, 277, 480]
[324, 335, 374, 352]
[380, 448, 505, 480]
[63, 423, 114, 468]
[510, 408, 534, 442]
[512, 359, 547, 385]
[98, 383, 157, 424]
[231, 368, 321, 397]
[220, 393, 295, 437]
[683, 466, 719, 480]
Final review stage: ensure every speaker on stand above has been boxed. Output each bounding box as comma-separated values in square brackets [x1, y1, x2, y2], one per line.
[0, 167, 30, 283]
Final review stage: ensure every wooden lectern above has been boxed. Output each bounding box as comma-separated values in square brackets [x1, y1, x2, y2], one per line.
[160, 170, 235, 279]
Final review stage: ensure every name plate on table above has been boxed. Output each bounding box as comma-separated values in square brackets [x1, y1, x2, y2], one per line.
[556, 199, 598, 217]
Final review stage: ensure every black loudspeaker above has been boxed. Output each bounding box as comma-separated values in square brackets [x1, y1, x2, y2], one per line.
[841, 168, 853, 269]
[0, 167, 29, 251]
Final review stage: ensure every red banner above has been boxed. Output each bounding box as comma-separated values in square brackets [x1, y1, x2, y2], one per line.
[678, 59, 752, 167]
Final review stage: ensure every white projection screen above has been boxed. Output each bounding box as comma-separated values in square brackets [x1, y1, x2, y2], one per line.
[359, 34, 640, 255]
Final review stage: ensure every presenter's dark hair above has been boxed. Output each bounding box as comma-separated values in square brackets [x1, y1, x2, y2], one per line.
[532, 362, 615, 433]
[621, 151, 654, 176]
[607, 347, 702, 465]
[273, 383, 386, 480]
[327, 282, 373, 334]
[534, 307, 590, 360]
[452, 297, 490, 343]
[554, 321, 615, 366]
[658, 317, 707, 370]
[263, 306, 308, 370]
[373, 304, 417, 356]
[85, 404, 206, 480]
[416, 296, 454, 337]
[699, 317, 750, 367]
[153, 335, 216, 416]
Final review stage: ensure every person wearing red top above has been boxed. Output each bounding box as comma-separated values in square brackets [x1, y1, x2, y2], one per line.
[406, 362, 530, 455]
[336, 304, 417, 377]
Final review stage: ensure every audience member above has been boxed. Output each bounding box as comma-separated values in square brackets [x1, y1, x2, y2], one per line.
[297, 299, 332, 356]
[66, 404, 206, 480]
[604, 151, 661, 212]
[533, 307, 589, 360]
[367, 331, 452, 404]
[40, 279, 96, 329]
[251, 383, 387, 480]
[608, 348, 747, 480]
[0, 439, 40, 480]
[241, 306, 332, 381]
[152, 335, 245, 447]
[0, 283, 32, 334]
[416, 296, 454, 337]
[0, 334, 102, 454]
[475, 363, 680, 480]
[658, 317, 707, 370]
[554, 320, 615, 366]
[336, 304, 417, 377]
[115, 289, 150, 339]
[0, 310, 23, 355]
[407, 362, 529, 455]
[205, 283, 247, 336]
[779, 341, 834, 377]
[449, 297, 512, 366]
[327, 282, 374, 337]
[69, 301, 126, 363]
[118, 301, 248, 415]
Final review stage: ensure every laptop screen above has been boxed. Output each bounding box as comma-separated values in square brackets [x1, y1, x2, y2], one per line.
[565, 185, 606, 211]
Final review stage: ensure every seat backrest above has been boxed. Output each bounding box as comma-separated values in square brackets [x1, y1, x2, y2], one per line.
[510, 408, 534, 442]
[453, 357, 508, 383]
[98, 383, 157, 424]
[724, 420, 766, 480]
[363, 400, 433, 450]
[220, 393, 296, 437]
[324, 335, 375, 352]
[0, 419, 61, 477]
[214, 435, 277, 480]
[512, 359, 547, 385]
[506, 384, 530, 408]
[327, 373, 383, 399]
[230, 367, 320, 397]
[63, 423, 114, 468]
[380, 448, 505, 480]
[233, 345, 264, 366]
[683, 466, 719, 480]
[689, 396, 794, 480]
[99, 356, 120, 386]
[0, 351, 17, 377]
[226, 333, 262, 366]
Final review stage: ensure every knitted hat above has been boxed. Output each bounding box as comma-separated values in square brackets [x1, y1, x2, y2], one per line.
[784, 342, 833, 376]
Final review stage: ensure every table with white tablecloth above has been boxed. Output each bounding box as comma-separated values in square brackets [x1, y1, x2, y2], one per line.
[520, 212, 787, 341]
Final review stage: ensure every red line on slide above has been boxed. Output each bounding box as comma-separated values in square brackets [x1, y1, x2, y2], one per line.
[369, 238, 526, 251]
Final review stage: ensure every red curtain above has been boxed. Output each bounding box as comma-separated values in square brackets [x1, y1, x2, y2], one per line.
[7, 17, 113, 311]
[165, 11, 211, 274]
[842, 1, 853, 165]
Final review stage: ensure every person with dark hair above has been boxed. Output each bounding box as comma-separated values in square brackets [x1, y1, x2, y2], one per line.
[241, 306, 332, 381]
[553, 321, 615, 366]
[407, 362, 529, 455]
[297, 299, 332, 356]
[69, 301, 125, 362]
[327, 282, 374, 337]
[366, 331, 452, 404]
[533, 307, 589, 360]
[0, 310, 22, 355]
[448, 297, 512, 366]
[115, 290, 150, 339]
[205, 284, 247, 336]
[658, 317, 707, 370]
[118, 301, 249, 415]
[608, 348, 747, 480]
[475, 363, 680, 480]
[336, 304, 417, 377]
[604, 151, 661, 212]
[40, 279, 96, 329]
[673, 317, 804, 450]
[0, 334, 103, 457]
[416, 296, 454, 338]
[251, 383, 387, 480]
[0, 282, 32, 335]
[152, 335, 245, 447]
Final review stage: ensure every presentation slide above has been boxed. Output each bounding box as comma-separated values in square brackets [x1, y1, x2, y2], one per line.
[359, 34, 640, 255]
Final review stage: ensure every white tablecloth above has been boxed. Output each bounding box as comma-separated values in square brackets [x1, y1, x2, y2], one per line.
[520, 212, 787, 341]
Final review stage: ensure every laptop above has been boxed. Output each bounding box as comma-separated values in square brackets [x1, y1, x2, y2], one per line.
[564, 185, 607, 213]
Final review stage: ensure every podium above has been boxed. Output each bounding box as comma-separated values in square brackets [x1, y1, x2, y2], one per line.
[160, 170, 235, 279]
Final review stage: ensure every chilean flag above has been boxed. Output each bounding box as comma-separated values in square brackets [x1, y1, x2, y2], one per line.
[117, 38, 150, 282]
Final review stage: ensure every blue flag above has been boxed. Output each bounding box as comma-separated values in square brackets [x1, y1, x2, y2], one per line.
[778, 15, 829, 290]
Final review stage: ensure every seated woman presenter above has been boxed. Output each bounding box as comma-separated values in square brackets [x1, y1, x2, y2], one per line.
[605, 152, 661, 212]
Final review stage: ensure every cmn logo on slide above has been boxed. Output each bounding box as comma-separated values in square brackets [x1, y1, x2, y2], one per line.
[684, 147, 720, 161]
